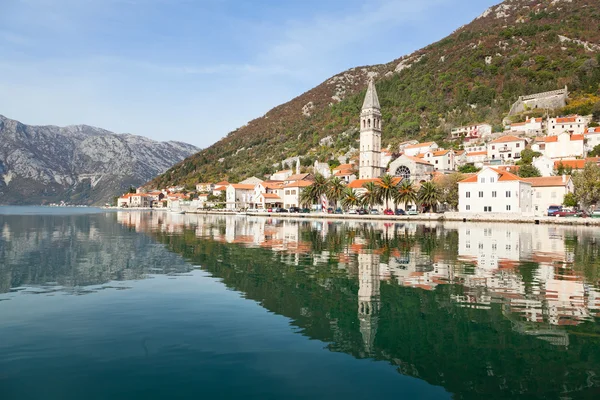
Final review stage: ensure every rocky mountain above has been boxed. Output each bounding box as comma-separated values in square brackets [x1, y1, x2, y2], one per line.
[0, 115, 198, 205]
[149, 0, 600, 189]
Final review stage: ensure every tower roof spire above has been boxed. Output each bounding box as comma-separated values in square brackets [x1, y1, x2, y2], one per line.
[362, 78, 380, 110]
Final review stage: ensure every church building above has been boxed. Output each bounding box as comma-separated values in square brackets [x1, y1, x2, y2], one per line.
[359, 79, 384, 179]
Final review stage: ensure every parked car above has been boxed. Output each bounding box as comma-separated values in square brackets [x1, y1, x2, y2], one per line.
[406, 207, 418, 215]
[334, 208, 343, 214]
[267, 208, 273, 213]
[301, 208, 311, 213]
[383, 209, 394, 216]
[395, 209, 406, 215]
[591, 208, 600, 218]
[347, 209, 358, 215]
[326, 207, 334, 214]
[370, 209, 380, 215]
[547, 205, 563, 216]
[288, 206, 301, 213]
[357, 209, 367, 215]
[555, 208, 576, 217]
[275, 207, 288, 213]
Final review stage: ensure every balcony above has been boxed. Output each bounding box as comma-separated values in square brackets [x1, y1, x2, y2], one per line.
[498, 147, 510, 152]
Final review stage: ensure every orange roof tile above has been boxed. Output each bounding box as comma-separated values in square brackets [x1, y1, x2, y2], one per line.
[585, 127, 600, 134]
[334, 170, 356, 177]
[466, 151, 487, 156]
[491, 135, 526, 144]
[333, 164, 354, 172]
[286, 173, 312, 181]
[403, 155, 433, 166]
[261, 193, 281, 199]
[215, 181, 229, 186]
[283, 181, 313, 188]
[554, 116, 580, 123]
[459, 167, 526, 183]
[405, 141, 436, 149]
[522, 176, 571, 187]
[553, 159, 600, 170]
[231, 184, 255, 190]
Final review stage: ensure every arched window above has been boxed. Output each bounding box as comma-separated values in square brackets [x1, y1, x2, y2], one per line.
[368, 119, 371, 128]
[363, 119, 365, 128]
[395, 165, 411, 181]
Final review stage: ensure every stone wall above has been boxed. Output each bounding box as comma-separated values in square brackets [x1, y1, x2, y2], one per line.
[507, 87, 568, 117]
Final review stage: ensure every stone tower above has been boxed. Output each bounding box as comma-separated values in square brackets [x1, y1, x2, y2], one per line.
[359, 79, 383, 179]
[358, 253, 380, 355]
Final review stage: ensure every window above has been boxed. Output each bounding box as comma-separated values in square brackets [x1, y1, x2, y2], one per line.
[508, 153, 512, 158]
[492, 191, 497, 198]
[492, 145, 495, 150]
[466, 205, 471, 211]
[484, 206, 492, 212]
[466, 192, 471, 198]
[516, 143, 520, 148]
[490, 177, 495, 183]
[506, 191, 511, 198]
[479, 191, 484, 198]
[506, 205, 511, 211]
[435, 160, 439, 164]
[285, 190, 290, 195]
[480, 177, 486, 183]
[536, 192, 541, 198]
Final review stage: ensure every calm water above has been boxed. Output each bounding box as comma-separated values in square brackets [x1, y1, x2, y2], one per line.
[1, 208, 600, 399]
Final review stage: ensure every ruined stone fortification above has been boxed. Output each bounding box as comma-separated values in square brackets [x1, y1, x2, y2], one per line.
[508, 87, 568, 116]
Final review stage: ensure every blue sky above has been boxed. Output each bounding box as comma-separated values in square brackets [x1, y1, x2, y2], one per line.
[0, 0, 499, 148]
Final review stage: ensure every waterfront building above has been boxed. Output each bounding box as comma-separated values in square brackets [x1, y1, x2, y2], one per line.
[388, 155, 434, 183]
[458, 167, 533, 214]
[226, 184, 255, 210]
[359, 79, 384, 179]
[547, 115, 587, 136]
[522, 176, 573, 216]
[282, 181, 313, 209]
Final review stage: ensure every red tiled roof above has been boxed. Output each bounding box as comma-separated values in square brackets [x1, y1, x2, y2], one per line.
[554, 116, 580, 123]
[333, 164, 354, 172]
[522, 176, 571, 187]
[553, 158, 600, 170]
[405, 141, 436, 149]
[459, 167, 525, 183]
[261, 193, 281, 199]
[491, 135, 526, 144]
[286, 173, 312, 181]
[334, 170, 355, 177]
[466, 151, 487, 156]
[403, 155, 433, 166]
[231, 184, 255, 190]
[215, 181, 229, 186]
[283, 181, 313, 188]
[585, 127, 600, 134]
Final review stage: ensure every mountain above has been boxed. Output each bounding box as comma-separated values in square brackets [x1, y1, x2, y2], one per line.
[149, 0, 600, 189]
[0, 115, 198, 205]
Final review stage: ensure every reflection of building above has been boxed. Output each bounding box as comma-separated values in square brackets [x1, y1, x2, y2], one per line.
[358, 253, 380, 355]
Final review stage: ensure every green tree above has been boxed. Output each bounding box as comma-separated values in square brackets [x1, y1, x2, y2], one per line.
[517, 149, 542, 165]
[393, 180, 418, 211]
[340, 188, 361, 210]
[572, 163, 600, 209]
[518, 165, 542, 178]
[376, 174, 399, 210]
[593, 101, 600, 121]
[458, 164, 480, 173]
[588, 144, 600, 157]
[326, 177, 345, 209]
[299, 174, 327, 208]
[563, 192, 578, 208]
[437, 173, 464, 211]
[418, 181, 440, 212]
[555, 162, 574, 176]
[360, 182, 382, 209]
[128, 186, 137, 194]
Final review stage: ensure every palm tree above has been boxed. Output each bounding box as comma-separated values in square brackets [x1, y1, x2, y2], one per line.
[418, 181, 439, 212]
[394, 180, 417, 211]
[376, 174, 398, 210]
[360, 181, 382, 209]
[299, 173, 328, 209]
[340, 187, 361, 210]
[327, 177, 345, 210]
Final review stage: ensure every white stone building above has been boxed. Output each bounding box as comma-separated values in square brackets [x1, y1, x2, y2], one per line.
[547, 115, 587, 136]
[523, 176, 573, 216]
[195, 183, 214, 192]
[270, 170, 293, 181]
[226, 184, 255, 210]
[451, 123, 492, 141]
[487, 135, 527, 163]
[359, 79, 384, 179]
[313, 161, 331, 178]
[509, 117, 543, 135]
[531, 132, 584, 160]
[458, 167, 533, 215]
[282, 181, 312, 209]
[584, 127, 600, 153]
[422, 150, 455, 171]
[388, 155, 434, 183]
[532, 155, 555, 177]
[403, 141, 439, 157]
[465, 151, 487, 167]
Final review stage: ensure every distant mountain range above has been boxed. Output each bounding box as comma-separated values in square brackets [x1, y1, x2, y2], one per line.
[0, 115, 199, 205]
[148, 0, 600, 189]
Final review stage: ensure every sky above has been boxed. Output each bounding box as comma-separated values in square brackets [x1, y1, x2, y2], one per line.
[0, 0, 500, 148]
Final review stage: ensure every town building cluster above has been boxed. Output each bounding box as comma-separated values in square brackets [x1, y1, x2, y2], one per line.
[118, 82, 598, 217]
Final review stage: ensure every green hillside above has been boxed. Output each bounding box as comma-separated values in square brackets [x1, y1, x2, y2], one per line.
[149, 0, 600, 189]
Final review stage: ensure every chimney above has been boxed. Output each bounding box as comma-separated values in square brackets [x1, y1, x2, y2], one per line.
[562, 174, 566, 183]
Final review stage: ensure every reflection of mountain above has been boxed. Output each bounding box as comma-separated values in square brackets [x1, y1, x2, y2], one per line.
[0, 213, 191, 294]
[131, 214, 600, 399]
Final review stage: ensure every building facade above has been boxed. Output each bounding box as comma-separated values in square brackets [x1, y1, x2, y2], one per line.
[523, 176, 574, 216]
[458, 167, 533, 214]
[531, 132, 584, 160]
[547, 115, 586, 136]
[403, 141, 439, 157]
[359, 79, 383, 179]
[487, 136, 527, 163]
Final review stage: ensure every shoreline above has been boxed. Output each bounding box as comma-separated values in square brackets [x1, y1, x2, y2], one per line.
[106, 207, 600, 226]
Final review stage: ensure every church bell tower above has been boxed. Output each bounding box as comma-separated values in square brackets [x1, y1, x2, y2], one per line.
[359, 79, 382, 179]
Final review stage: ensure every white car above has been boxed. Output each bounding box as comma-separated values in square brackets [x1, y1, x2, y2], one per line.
[347, 209, 358, 215]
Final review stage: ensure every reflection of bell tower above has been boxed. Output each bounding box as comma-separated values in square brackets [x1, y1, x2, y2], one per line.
[358, 253, 380, 355]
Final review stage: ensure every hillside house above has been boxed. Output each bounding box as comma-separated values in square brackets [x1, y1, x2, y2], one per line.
[253, 181, 284, 209]
[451, 124, 492, 141]
[226, 184, 255, 210]
[487, 136, 527, 163]
[422, 150, 455, 172]
[547, 115, 587, 136]
[195, 183, 214, 192]
[509, 117, 543, 135]
[458, 167, 533, 215]
[553, 158, 600, 173]
[313, 161, 331, 178]
[403, 142, 439, 157]
[270, 169, 293, 181]
[465, 151, 487, 167]
[531, 132, 584, 160]
[584, 127, 600, 153]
